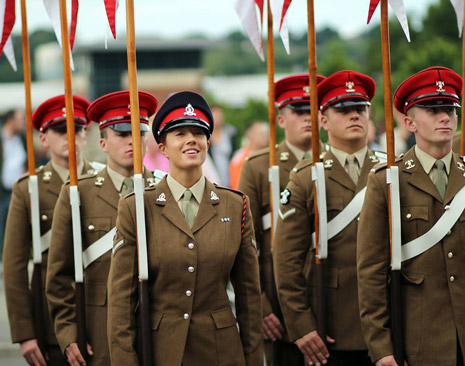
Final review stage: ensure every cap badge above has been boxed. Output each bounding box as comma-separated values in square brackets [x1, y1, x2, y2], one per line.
[405, 159, 415, 170]
[280, 152, 289, 162]
[436, 81, 446, 93]
[156, 193, 166, 202]
[303, 85, 310, 97]
[127, 104, 131, 115]
[62, 107, 67, 117]
[345, 81, 355, 93]
[211, 191, 219, 201]
[184, 104, 197, 117]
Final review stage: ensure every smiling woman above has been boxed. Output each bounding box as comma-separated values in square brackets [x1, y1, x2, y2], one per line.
[106, 91, 264, 366]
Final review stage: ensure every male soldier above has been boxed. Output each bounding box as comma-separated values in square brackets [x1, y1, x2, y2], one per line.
[238, 74, 325, 365]
[3, 95, 96, 366]
[274, 70, 380, 366]
[358, 66, 465, 366]
[45, 91, 158, 366]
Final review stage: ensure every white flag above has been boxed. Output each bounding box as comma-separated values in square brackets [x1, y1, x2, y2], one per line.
[3, 35, 16, 71]
[389, 0, 410, 42]
[450, 0, 464, 37]
[235, 0, 264, 61]
[42, 0, 75, 70]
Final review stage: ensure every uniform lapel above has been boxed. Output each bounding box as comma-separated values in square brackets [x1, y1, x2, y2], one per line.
[324, 150, 356, 192]
[277, 141, 298, 190]
[97, 168, 120, 210]
[191, 179, 218, 234]
[356, 150, 376, 192]
[156, 177, 195, 240]
[403, 148, 443, 202]
[444, 153, 465, 204]
[46, 161, 64, 196]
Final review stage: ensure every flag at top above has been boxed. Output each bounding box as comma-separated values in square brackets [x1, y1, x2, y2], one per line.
[235, 0, 265, 61]
[367, 0, 411, 42]
[0, 0, 17, 71]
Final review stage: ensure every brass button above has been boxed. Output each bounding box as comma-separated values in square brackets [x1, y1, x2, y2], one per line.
[88, 224, 95, 231]
[41, 214, 48, 221]
[447, 230, 452, 236]
[187, 243, 194, 250]
[188, 266, 195, 273]
[406, 213, 412, 219]
[183, 313, 190, 320]
[186, 290, 192, 297]
[450, 275, 455, 282]
[445, 205, 451, 211]
[448, 252, 454, 259]
[357, 216, 360, 222]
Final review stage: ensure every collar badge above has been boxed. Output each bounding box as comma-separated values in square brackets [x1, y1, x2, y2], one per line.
[280, 152, 289, 162]
[405, 159, 415, 170]
[211, 191, 219, 201]
[95, 177, 104, 186]
[156, 193, 166, 202]
[323, 159, 333, 169]
[43, 171, 52, 182]
[457, 161, 465, 172]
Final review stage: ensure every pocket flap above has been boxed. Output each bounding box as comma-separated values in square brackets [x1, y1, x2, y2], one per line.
[326, 196, 344, 211]
[151, 312, 163, 330]
[401, 206, 428, 222]
[211, 308, 237, 329]
[401, 272, 425, 285]
[82, 217, 112, 232]
[85, 282, 107, 306]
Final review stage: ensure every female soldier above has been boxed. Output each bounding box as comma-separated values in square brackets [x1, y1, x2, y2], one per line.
[107, 91, 263, 366]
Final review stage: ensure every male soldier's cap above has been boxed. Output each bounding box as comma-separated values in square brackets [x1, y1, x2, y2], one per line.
[394, 66, 462, 114]
[32, 95, 90, 132]
[87, 90, 158, 132]
[318, 70, 376, 112]
[152, 91, 214, 143]
[275, 74, 326, 111]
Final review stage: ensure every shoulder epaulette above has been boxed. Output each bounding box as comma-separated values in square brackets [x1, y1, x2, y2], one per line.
[214, 183, 244, 196]
[88, 161, 106, 175]
[293, 159, 313, 173]
[78, 172, 99, 182]
[245, 147, 269, 162]
[17, 165, 45, 183]
[370, 156, 403, 173]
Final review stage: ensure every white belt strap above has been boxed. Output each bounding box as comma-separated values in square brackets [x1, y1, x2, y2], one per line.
[387, 167, 402, 270]
[311, 186, 367, 248]
[40, 229, 51, 253]
[401, 184, 465, 262]
[312, 163, 328, 259]
[82, 227, 117, 269]
[262, 212, 271, 231]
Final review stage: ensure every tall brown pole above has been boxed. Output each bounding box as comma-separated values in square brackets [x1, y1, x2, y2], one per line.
[380, 0, 404, 364]
[58, 0, 88, 359]
[125, 1, 152, 365]
[461, 3, 465, 156]
[21, 0, 46, 357]
[307, 0, 326, 342]
[267, 0, 277, 240]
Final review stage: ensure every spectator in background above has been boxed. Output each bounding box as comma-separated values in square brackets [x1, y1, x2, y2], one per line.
[378, 108, 415, 155]
[230, 121, 269, 189]
[0, 109, 26, 254]
[367, 119, 382, 151]
[143, 119, 170, 173]
[209, 105, 238, 186]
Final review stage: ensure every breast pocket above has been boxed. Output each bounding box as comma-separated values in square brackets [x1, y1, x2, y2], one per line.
[326, 196, 344, 221]
[401, 206, 429, 244]
[82, 217, 112, 259]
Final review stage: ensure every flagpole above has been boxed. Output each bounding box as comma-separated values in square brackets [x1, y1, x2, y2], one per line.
[20, 0, 46, 357]
[306, 0, 326, 343]
[125, 1, 153, 365]
[58, 0, 88, 360]
[461, 2, 465, 155]
[380, 0, 404, 364]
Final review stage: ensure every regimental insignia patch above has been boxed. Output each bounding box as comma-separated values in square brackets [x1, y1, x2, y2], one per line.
[457, 161, 465, 172]
[405, 159, 415, 170]
[280, 188, 291, 205]
[43, 171, 52, 182]
[280, 152, 289, 162]
[211, 191, 219, 201]
[156, 193, 166, 202]
[324, 159, 333, 169]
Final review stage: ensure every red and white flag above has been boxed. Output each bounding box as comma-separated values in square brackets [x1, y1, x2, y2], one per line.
[42, 0, 75, 69]
[450, 0, 464, 37]
[367, 0, 410, 42]
[235, 0, 265, 61]
[270, 0, 292, 54]
[0, 0, 16, 71]
[104, 0, 118, 39]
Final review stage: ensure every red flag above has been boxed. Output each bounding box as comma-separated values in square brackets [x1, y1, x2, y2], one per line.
[367, 0, 380, 24]
[280, 0, 292, 30]
[69, 0, 79, 50]
[235, 0, 264, 60]
[255, 0, 264, 23]
[104, 0, 117, 39]
[0, 0, 15, 57]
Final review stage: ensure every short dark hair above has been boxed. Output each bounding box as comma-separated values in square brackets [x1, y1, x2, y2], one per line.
[100, 127, 108, 139]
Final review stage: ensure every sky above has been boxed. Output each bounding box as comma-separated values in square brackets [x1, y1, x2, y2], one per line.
[15, 0, 439, 46]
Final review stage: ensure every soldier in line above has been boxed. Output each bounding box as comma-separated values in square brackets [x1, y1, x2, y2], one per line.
[357, 66, 465, 366]
[45, 91, 158, 366]
[238, 74, 325, 366]
[3, 95, 97, 366]
[107, 91, 263, 366]
[274, 71, 379, 366]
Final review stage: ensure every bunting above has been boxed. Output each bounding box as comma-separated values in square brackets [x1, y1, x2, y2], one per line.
[450, 0, 464, 37]
[104, 0, 118, 39]
[270, 0, 292, 54]
[235, 0, 265, 61]
[367, 0, 410, 42]
[0, 0, 16, 70]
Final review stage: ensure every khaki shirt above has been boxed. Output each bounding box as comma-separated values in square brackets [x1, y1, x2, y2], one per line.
[167, 174, 205, 217]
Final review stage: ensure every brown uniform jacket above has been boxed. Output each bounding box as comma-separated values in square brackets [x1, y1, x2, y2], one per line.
[3, 160, 96, 345]
[273, 150, 379, 350]
[357, 147, 465, 365]
[107, 177, 263, 366]
[238, 141, 302, 321]
[45, 168, 154, 364]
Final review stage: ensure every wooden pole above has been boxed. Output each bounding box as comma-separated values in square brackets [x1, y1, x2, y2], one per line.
[461, 3, 465, 155]
[58, 0, 88, 359]
[307, 0, 326, 342]
[125, 1, 152, 365]
[20, 0, 46, 356]
[380, 0, 404, 364]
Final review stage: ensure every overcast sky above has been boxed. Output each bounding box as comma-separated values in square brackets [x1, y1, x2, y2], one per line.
[16, 0, 439, 45]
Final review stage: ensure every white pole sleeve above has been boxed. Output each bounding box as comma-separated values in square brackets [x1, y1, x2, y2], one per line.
[28, 176, 42, 264]
[312, 162, 328, 260]
[134, 173, 149, 281]
[70, 185, 84, 283]
[387, 166, 402, 270]
[268, 165, 280, 235]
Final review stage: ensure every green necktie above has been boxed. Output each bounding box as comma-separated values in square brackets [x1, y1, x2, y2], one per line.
[182, 190, 195, 229]
[346, 154, 359, 185]
[121, 177, 134, 196]
[432, 160, 447, 200]
[303, 151, 311, 160]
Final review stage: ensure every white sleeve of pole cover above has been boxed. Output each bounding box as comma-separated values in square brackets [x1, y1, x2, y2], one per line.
[387, 167, 402, 270]
[28, 176, 42, 264]
[269, 165, 280, 235]
[134, 173, 149, 281]
[70, 185, 84, 283]
[312, 162, 328, 260]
